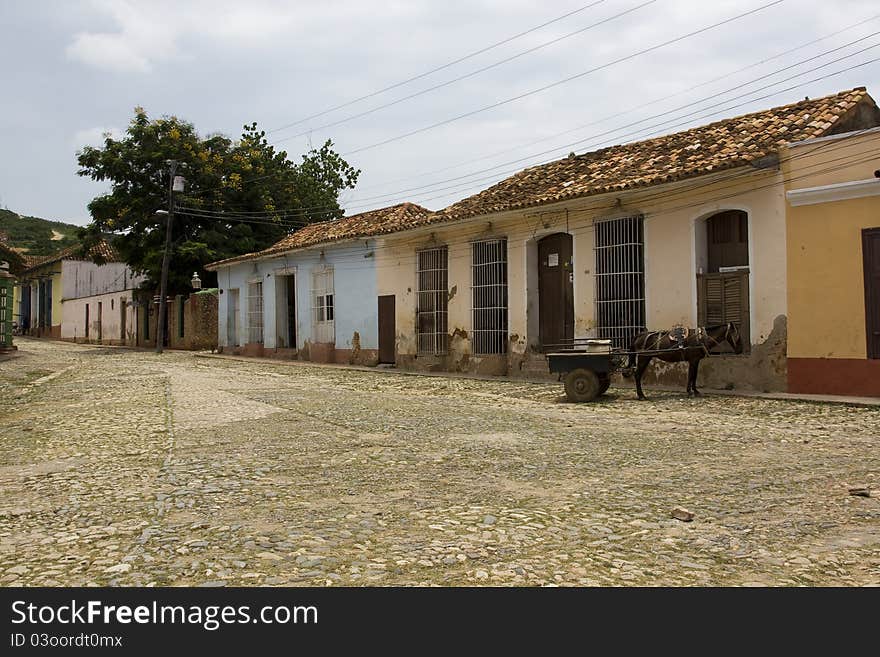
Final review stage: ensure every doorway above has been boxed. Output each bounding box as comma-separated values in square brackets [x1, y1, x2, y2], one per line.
[120, 298, 126, 342]
[538, 233, 574, 350]
[275, 275, 297, 349]
[378, 295, 395, 363]
[227, 288, 240, 347]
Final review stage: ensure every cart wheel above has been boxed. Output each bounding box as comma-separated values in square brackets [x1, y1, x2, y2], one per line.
[564, 368, 601, 402]
[597, 375, 611, 396]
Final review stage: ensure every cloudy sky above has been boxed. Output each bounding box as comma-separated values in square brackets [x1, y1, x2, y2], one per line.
[1, 0, 878, 225]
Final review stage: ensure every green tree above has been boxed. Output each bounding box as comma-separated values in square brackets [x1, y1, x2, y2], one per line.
[76, 108, 359, 291]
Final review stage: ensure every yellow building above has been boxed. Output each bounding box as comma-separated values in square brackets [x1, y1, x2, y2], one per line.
[784, 127, 880, 396]
[371, 88, 879, 393]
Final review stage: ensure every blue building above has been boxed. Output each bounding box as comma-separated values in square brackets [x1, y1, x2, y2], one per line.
[205, 203, 430, 364]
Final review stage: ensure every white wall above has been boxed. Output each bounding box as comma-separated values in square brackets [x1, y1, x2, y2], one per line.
[61, 260, 144, 300]
[62, 290, 138, 343]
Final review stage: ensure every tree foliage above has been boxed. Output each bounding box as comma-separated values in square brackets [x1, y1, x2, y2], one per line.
[76, 108, 360, 291]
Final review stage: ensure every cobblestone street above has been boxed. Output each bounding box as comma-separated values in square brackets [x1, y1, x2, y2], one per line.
[1, 338, 878, 586]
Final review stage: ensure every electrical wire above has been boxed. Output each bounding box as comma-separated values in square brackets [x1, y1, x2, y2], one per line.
[338, 0, 788, 155]
[353, 12, 880, 192]
[265, 1, 609, 135]
[271, 1, 657, 143]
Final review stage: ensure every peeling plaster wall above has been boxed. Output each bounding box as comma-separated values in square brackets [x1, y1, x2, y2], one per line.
[61, 290, 137, 345]
[377, 167, 789, 390]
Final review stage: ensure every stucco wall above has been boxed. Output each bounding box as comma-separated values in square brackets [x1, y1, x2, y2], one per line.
[61, 260, 143, 300]
[377, 168, 789, 390]
[62, 290, 138, 344]
[215, 240, 378, 361]
[784, 130, 880, 361]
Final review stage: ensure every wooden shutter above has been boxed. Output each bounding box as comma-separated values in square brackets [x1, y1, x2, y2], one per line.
[698, 271, 750, 349]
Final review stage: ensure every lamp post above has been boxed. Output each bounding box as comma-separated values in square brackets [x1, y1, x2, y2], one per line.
[155, 160, 185, 354]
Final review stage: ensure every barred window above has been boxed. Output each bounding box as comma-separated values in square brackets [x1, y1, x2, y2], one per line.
[311, 267, 335, 343]
[471, 238, 508, 355]
[247, 281, 263, 344]
[417, 246, 449, 355]
[594, 215, 646, 349]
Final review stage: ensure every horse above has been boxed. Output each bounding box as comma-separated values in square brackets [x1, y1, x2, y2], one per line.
[624, 323, 743, 400]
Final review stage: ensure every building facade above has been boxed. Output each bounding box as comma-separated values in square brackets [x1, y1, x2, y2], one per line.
[14, 241, 145, 344]
[784, 127, 880, 396]
[206, 88, 880, 396]
[207, 204, 431, 364]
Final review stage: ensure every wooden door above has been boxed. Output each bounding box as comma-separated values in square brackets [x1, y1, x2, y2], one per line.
[864, 228, 880, 359]
[286, 276, 297, 348]
[378, 295, 395, 364]
[120, 299, 126, 342]
[538, 233, 574, 350]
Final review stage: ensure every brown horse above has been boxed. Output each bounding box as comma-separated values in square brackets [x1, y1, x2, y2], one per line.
[625, 323, 743, 400]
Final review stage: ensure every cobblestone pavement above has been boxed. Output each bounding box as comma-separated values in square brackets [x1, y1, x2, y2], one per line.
[1, 338, 878, 586]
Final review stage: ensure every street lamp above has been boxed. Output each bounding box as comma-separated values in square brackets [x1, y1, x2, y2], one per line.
[191, 272, 202, 290]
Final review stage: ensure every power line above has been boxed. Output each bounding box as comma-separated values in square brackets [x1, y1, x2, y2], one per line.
[180, 41, 876, 217]
[341, 0, 787, 156]
[325, 53, 880, 212]
[272, 1, 657, 144]
[265, 1, 608, 136]
[353, 12, 880, 192]
[393, 54, 880, 208]
[192, 134, 880, 258]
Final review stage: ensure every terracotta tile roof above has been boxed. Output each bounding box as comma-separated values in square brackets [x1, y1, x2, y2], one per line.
[206, 202, 432, 269]
[20, 239, 120, 274]
[206, 88, 878, 270]
[432, 87, 878, 222]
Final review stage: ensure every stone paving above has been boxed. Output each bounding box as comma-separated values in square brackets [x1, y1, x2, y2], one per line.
[1, 338, 878, 586]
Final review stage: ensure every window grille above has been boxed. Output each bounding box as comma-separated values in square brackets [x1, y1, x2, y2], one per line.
[417, 246, 449, 355]
[594, 215, 646, 349]
[471, 238, 508, 355]
[311, 267, 335, 343]
[247, 281, 263, 344]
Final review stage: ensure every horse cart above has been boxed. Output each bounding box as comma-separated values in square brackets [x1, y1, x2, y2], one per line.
[546, 323, 744, 402]
[546, 340, 627, 403]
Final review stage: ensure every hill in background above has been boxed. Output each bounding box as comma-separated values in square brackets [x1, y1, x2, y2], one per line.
[0, 208, 80, 256]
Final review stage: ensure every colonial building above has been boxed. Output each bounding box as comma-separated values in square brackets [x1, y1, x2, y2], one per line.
[374, 88, 879, 392]
[15, 240, 145, 344]
[206, 203, 431, 364]
[206, 87, 880, 396]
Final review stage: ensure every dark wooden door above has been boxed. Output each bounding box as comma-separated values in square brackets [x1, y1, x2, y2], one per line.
[538, 233, 574, 350]
[378, 295, 396, 363]
[286, 276, 297, 348]
[864, 228, 880, 359]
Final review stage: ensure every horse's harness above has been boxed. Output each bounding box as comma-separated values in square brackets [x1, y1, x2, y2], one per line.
[642, 323, 733, 356]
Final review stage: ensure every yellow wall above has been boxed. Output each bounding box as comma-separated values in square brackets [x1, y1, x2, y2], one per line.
[784, 130, 880, 359]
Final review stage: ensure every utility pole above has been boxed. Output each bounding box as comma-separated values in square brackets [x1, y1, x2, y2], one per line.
[155, 160, 181, 354]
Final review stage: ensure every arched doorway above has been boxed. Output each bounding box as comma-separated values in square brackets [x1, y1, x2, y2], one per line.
[696, 210, 750, 349]
[538, 233, 574, 350]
